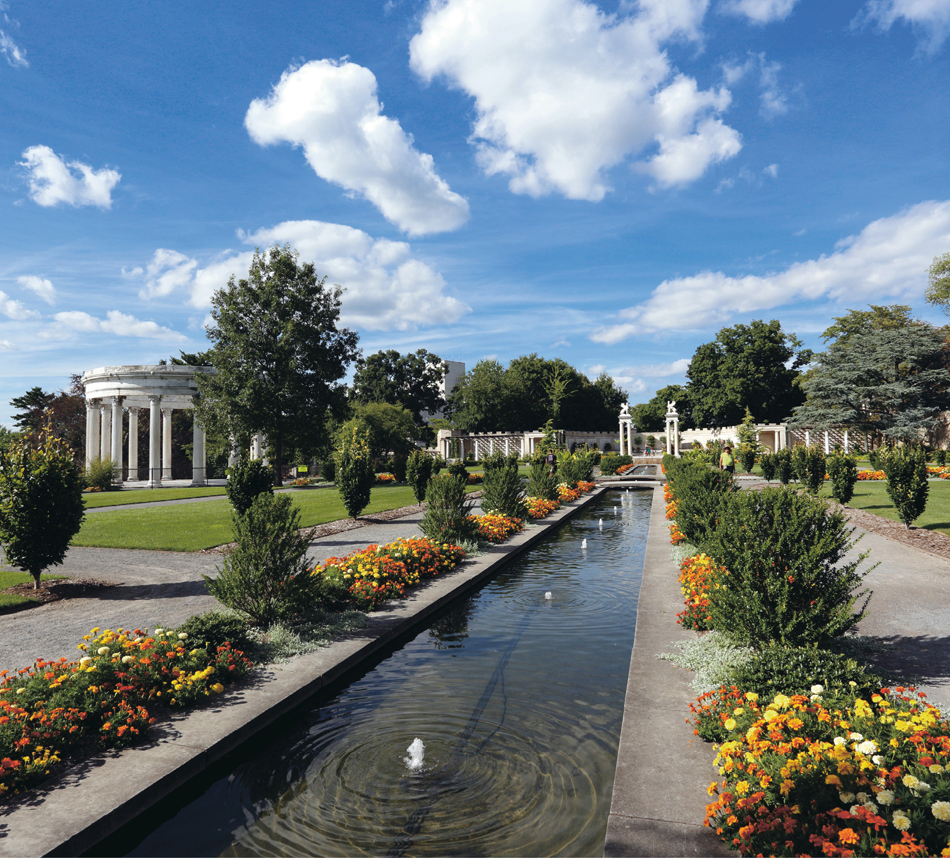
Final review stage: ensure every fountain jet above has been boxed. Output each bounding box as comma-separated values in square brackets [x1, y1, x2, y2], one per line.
[404, 738, 425, 772]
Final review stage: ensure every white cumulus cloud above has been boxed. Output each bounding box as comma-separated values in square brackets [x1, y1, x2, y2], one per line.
[720, 0, 799, 24]
[0, 290, 39, 320]
[134, 219, 470, 331]
[52, 311, 186, 341]
[136, 249, 198, 299]
[0, 339, 15, 350]
[858, 0, 950, 52]
[409, 0, 742, 200]
[19, 145, 121, 209]
[245, 60, 469, 236]
[592, 199, 950, 342]
[17, 275, 55, 304]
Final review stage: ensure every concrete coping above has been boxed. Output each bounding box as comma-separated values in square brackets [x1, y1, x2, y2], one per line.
[0, 487, 619, 858]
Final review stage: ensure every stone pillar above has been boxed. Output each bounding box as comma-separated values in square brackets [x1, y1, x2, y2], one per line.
[162, 408, 173, 480]
[110, 397, 123, 484]
[191, 419, 206, 486]
[100, 403, 112, 462]
[148, 396, 162, 488]
[228, 441, 237, 468]
[85, 400, 100, 469]
[805, 430, 811, 448]
[128, 408, 140, 481]
[251, 434, 262, 461]
[844, 429, 849, 454]
[824, 431, 830, 455]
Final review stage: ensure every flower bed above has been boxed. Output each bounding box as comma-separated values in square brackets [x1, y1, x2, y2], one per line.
[0, 627, 251, 800]
[525, 497, 560, 519]
[677, 554, 722, 631]
[312, 538, 467, 611]
[702, 686, 950, 857]
[376, 473, 397, 483]
[467, 473, 483, 484]
[469, 513, 524, 543]
[557, 483, 582, 502]
[857, 470, 887, 481]
[617, 463, 637, 476]
[577, 480, 597, 493]
[289, 477, 319, 486]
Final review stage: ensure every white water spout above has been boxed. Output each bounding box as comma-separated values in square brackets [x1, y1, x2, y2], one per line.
[581, 538, 587, 549]
[598, 519, 603, 529]
[405, 738, 425, 772]
[544, 591, 553, 600]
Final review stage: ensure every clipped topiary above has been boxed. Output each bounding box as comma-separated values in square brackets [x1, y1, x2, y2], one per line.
[826, 449, 858, 505]
[481, 452, 526, 519]
[773, 447, 794, 485]
[664, 458, 734, 550]
[175, 611, 253, 654]
[337, 425, 374, 518]
[879, 444, 929, 528]
[320, 456, 336, 483]
[226, 457, 274, 516]
[419, 474, 477, 544]
[759, 451, 777, 483]
[704, 487, 873, 648]
[526, 461, 558, 501]
[406, 449, 434, 503]
[204, 493, 315, 628]
[447, 459, 468, 482]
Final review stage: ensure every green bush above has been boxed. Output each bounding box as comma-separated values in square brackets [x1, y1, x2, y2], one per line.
[599, 454, 632, 475]
[664, 458, 734, 550]
[797, 445, 827, 494]
[204, 493, 315, 628]
[175, 611, 253, 653]
[526, 461, 558, 501]
[386, 455, 408, 483]
[84, 456, 118, 492]
[725, 645, 883, 704]
[226, 458, 274, 516]
[481, 452, 527, 519]
[773, 447, 794, 484]
[432, 455, 445, 474]
[759, 451, 777, 482]
[704, 487, 873, 648]
[337, 426, 374, 518]
[320, 456, 336, 483]
[420, 474, 477, 544]
[879, 444, 929, 528]
[935, 449, 947, 466]
[406, 449, 434, 503]
[868, 448, 880, 470]
[0, 430, 85, 588]
[447, 459, 468, 482]
[737, 444, 757, 474]
[826, 449, 858, 505]
[556, 450, 581, 486]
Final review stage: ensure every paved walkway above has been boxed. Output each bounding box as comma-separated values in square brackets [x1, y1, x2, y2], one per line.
[0, 503, 481, 673]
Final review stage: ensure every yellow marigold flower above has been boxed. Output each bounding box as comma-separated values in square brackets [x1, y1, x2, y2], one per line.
[735, 780, 750, 796]
[724, 718, 737, 731]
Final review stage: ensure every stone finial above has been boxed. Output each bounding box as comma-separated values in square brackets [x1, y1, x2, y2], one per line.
[619, 402, 630, 418]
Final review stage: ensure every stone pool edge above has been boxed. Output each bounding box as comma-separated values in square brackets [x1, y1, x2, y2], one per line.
[0, 484, 637, 858]
[603, 484, 731, 857]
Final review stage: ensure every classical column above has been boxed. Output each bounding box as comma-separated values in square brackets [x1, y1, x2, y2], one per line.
[228, 440, 237, 468]
[100, 403, 112, 462]
[110, 397, 124, 484]
[85, 400, 100, 469]
[805, 430, 811, 447]
[148, 396, 162, 488]
[824, 431, 830, 455]
[251, 434, 262, 461]
[191, 418, 206, 486]
[843, 429, 850, 454]
[128, 408, 140, 481]
[162, 408, 173, 480]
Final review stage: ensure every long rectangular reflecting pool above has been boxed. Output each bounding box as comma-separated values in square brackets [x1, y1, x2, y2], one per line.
[103, 489, 651, 858]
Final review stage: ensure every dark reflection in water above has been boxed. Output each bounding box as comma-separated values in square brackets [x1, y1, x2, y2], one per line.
[117, 490, 650, 858]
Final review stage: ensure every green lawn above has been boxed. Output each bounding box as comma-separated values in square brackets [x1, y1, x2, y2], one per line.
[0, 569, 66, 610]
[72, 484, 432, 552]
[83, 486, 227, 508]
[819, 479, 950, 536]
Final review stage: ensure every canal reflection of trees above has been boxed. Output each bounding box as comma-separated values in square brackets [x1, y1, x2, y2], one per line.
[428, 603, 474, 649]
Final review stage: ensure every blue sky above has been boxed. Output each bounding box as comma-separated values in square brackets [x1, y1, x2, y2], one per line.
[2, 0, 950, 427]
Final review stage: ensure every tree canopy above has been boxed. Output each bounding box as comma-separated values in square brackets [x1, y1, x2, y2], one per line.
[350, 349, 448, 431]
[341, 402, 420, 462]
[821, 304, 916, 347]
[10, 376, 86, 458]
[631, 385, 692, 432]
[686, 320, 810, 427]
[194, 244, 360, 484]
[925, 252, 950, 316]
[791, 322, 950, 442]
[446, 354, 626, 432]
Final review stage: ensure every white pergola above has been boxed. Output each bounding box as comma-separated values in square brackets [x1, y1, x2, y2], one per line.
[81, 365, 215, 488]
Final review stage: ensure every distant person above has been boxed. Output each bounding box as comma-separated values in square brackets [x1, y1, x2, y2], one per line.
[719, 445, 735, 474]
[545, 450, 557, 476]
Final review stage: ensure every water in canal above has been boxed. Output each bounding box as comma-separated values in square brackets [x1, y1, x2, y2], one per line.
[120, 489, 651, 857]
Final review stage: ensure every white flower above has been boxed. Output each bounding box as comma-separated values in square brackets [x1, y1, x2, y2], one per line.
[932, 800, 950, 822]
[840, 792, 856, 803]
[877, 790, 895, 806]
[849, 804, 862, 816]
[834, 736, 847, 746]
[929, 763, 945, 774]
[849, 732, 864, 742]
[178, 632, 188, 640]
[856, 740, 878, 756]
[97, 647, 110, 656]
[153, 628, 164, 636]
[892, 810, 911, 831]
[79, 657, 93, 667]
[856, 792, 869, 803]
[872, 755, 885, 766]
[121, 655, 133, 664]
[864, 801, 879, 814]
[810, 684, 824, 694]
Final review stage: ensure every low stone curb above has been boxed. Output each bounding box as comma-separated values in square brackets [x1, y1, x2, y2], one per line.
[604, 484, 729, 857]
[0, 488, 610, 858]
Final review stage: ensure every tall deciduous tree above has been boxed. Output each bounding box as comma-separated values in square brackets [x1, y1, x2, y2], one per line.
[687, 320, 809, 427]
[10, 377, 86, 459]
[350, 349, 448, 432]
[925, 252, 950, 316]
[631, 384, 692, 432]
[821, 304, 916, 347]
[195, 245, 360, 485]
[791, 323, 950, 442]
